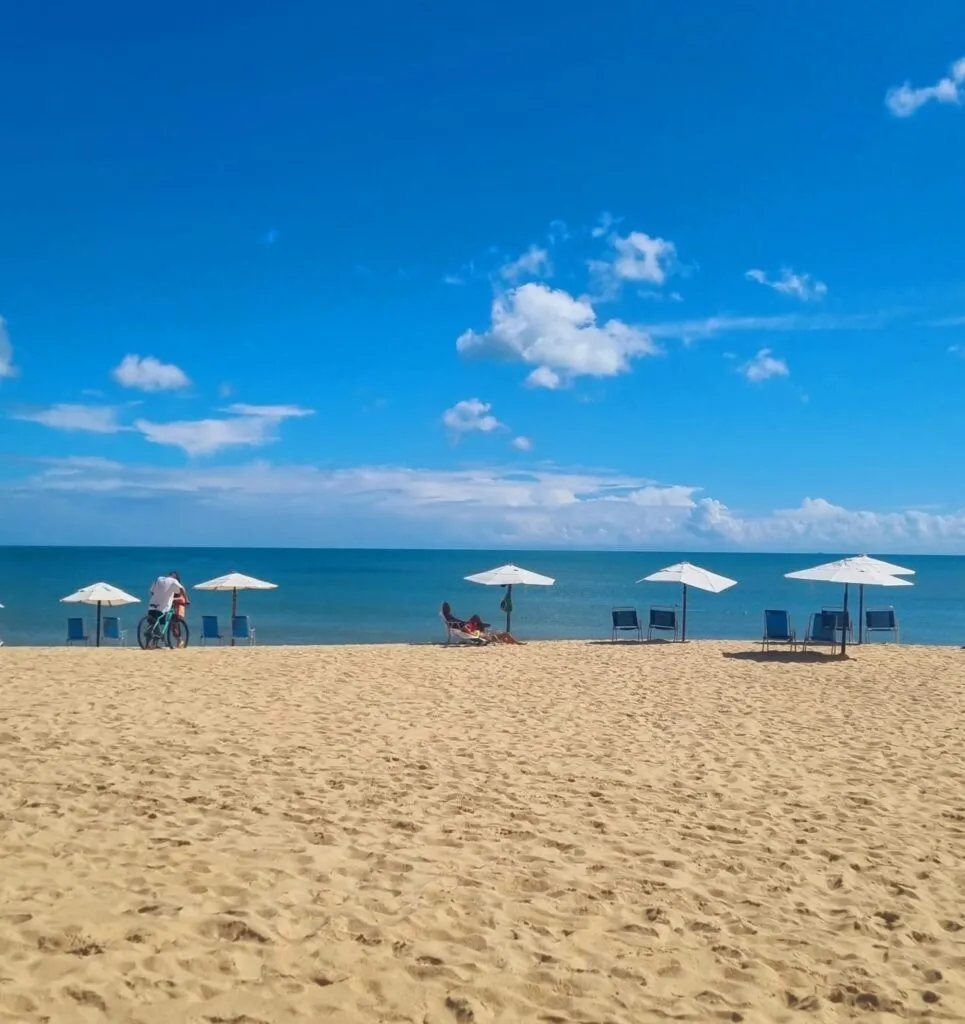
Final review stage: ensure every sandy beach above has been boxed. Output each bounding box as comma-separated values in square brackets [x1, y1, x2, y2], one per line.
[1, 641, 963, 1023]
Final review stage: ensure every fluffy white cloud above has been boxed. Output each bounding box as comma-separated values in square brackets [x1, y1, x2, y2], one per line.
[134, 404, 313, 456]
[740, 348, 789, 382]
[112, 355, 190, 392]
[745, 268, 827, 302]
[13, 403, 123, 433]
[511, 435, 533, 451]
[14, 456, 965, 551]
[442, 399, 502, 434]
[457, 283, 659, 388]
[886, 56, 965, 117]
[499, 245, 553, 282]
[0, 317, 14, 380]
[588, 230, 677, 299]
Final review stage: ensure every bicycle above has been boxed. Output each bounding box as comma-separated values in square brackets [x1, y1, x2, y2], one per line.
[137, 609, 190, 650]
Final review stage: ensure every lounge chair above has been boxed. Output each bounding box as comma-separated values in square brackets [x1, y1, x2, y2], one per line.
[200, 615, 224, 645]
[865, 608, 899, 643]
[231, 615, 256, 645]
[611, 607, 642, 641]
[102, 616, 127, 646]
[822, 607, 853, 643]
[762, 609, 796, 652]
[803, 611, 839, 653]
[647, 606, 678, 641]
[66, 617, 90, 645]
[440, 604, 490, 645]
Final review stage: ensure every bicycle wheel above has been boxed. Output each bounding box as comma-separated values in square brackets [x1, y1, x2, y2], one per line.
[136, 616, 153, 650]
[167, 618, 189, 649]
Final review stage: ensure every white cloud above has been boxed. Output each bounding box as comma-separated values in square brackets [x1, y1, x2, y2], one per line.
[588, 230, 677, 299]
[442, 399, 503, 435]
[457, 282, 659, 388]
[511, 435, 533, 451]
[134, 404, 313, 456]
[591, 212, 620, 238]
[13, 403, 123, 433]
[443, 274, 465, 286]
[886, 56, 965, 117]
[0, 317, 15, 380]
[745, 267, 827, 302]
[15, 456, 965, 551]
[112, 355, 191, 392]
[740, 348, 789, 383]
[644, 310, 885, 343]
[499, 245, 553, 282]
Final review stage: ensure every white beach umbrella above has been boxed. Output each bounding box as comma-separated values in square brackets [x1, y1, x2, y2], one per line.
[464, 563, 555, 633]
[194, 571, 278, 646]
[785, 558, 913, 655]
[637, 561, 737, 642]
[61, 581, 140, 648]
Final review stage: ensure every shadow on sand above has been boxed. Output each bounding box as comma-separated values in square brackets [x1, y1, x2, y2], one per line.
[584, 638, 677, 647]
[722, 649, 845, 664]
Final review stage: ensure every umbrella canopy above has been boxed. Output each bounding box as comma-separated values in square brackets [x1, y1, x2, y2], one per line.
[61, 582, 140, 606]
[61, 582, 140, 648]
[464, 563, 555, 633]
[844, 554, 915, 577]
[194, 572, 279, 592]
[637, 561, 737, 642]
[785, 558, 912, 654]
[194, 571, 278, 646]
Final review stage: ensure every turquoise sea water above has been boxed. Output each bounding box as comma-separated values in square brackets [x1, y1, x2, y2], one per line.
[0, 547, 961, 647]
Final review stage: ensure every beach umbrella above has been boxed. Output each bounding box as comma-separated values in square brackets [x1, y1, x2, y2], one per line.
[784, 558, 913, 656]
[637, 561, 737, 642]
[194, 571, 278, 646]
[464, 563, 555, 633]
[60, 582, 140, 648]
[837, 555, 915, 643]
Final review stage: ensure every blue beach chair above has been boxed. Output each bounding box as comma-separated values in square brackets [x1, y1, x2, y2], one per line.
[611, 607, 642, 641]
[647, 606, 678, 641]
[66, 617, 90, 645]
[865, 608, 899, 643]
[200, 615, 224, 645]
[804, 611, 839, 653]
[762, 609, 796, 652]
[822, 607, 853, 643]
[102, 616, 127, 645]
[231, 615, 256, 645]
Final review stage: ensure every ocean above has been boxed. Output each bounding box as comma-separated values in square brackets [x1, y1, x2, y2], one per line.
[0, 547, 961, 647]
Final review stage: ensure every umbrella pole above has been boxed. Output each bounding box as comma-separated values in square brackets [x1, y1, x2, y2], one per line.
[506, 584, 512, 634]
[231, 588, 237, 647]
[858, 584, 864, 644]
[840, 584, 849, 657]
[96, 601, 102, 648]
[681, 583, 687, 643]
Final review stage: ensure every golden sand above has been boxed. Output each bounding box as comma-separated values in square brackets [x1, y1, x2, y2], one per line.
[1, 641, 963, 1022]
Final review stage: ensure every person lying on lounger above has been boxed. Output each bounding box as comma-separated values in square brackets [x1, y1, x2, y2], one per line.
[441, 602, 521, 643]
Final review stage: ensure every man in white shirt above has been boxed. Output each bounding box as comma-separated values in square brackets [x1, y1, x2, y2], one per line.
[148, 572, 183, 623]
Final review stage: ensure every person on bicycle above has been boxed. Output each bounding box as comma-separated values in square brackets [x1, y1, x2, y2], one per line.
[147, 571, 185, 626]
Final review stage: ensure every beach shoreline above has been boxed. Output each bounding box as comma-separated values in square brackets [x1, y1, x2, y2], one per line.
[1, 641, 963, 1021]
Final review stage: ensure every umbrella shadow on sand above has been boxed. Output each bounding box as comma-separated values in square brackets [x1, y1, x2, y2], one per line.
[722, 650, 848, 664]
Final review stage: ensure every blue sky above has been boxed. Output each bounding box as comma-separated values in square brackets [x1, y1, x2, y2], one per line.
[2, 1, 965, 550]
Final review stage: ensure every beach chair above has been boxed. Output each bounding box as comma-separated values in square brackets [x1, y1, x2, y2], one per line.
[440, 605, 490, 645]
[200, 615, 224, 645]
[66, 617, 90, 645]
[821, 607, 853, 643]
[102, 616, 127, 646]
[803, 611, 839, 653]
[611, 607, 642, 641]
[761, 609, 796, 652]
[231, 615, 256, 645]
[865, 608, 899, 643]
[647, 606, 678, 641]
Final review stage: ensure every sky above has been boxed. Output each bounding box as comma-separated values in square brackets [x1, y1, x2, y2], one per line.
[2, 1, 965, 551]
